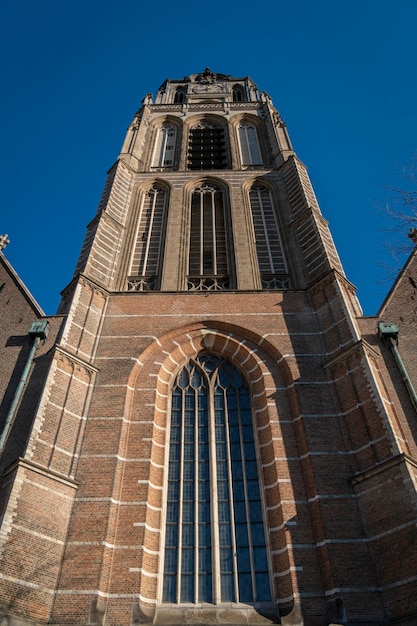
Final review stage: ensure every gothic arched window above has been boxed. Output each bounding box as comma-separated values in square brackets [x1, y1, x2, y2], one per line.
[249, 185, 289, 289]
[162, 354, 272, 605]
[232, 85, 245, 102]
[238, 123, 262, 166]
[174, 87, 186, 104]
[152, 124, 177, 168]
[187, 183, 231, 291]
[127, 185, 167, 291]
[188, 122, 227, 170]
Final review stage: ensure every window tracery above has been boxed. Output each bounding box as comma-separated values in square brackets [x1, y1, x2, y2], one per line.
[187, 184, 230, 291]
[127, 184, 167, 291]
[162, 354, 271, 604]
[249, 185, 289, 289]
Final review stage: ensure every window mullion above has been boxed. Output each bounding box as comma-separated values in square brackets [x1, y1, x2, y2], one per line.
[248, 127, 261, 165]
[141, 191, 157, 276]
[239, 125, 250, 166]
[244, 127, 252, 165]
[194, 386, 199, 603]
[257, 188, 275, 273]
[160, 127, 168, 166]
[224, 386, 239, 603]
[128, 194, 146, 275]
[177, 386, 185, 603]
[209, 380, 221, 604]
[200, 192, 204, 276]
[211, 192, 217, 275]
[238, 390, 256, 603]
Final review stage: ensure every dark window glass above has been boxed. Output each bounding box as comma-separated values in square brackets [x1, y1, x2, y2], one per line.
[162, 355, 271, 604]
[188, 123, 227, 170]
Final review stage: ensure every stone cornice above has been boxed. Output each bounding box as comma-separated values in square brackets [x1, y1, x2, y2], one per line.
[54, 344, 100, 375]
[3, 457, 79, 488]
[323, 338, 380, 370]
[351, 452, 417, 485]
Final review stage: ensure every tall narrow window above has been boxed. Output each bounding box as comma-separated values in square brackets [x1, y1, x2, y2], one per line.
[152, 124, 177, 168]
[187, 184, 230, 291]
[188, 122, 227, 170]
[232, 85, 245, 102]
[163, 354, 272, 605]
[249, 185, 289, 289]
[127, 185, 167, 291]
[239, 123, 262, 166]
[174, 87, 186, 104]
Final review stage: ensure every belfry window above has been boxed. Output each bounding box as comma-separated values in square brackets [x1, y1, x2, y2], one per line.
[238, 123, 262, 166]
[152, 124, 177, 168]
[174, 87, 186, 104]
[249, 185, 289, 289]
[162, 354, 272, 605]
[188, 122, 227, 170]
[232, 85, 245, 102]
[127, 185, 167, 291]
[187, 184, 230, 291]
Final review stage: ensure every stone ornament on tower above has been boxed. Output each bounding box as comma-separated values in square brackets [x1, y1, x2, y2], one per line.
[197, 67, 217, 84]
[0, 234, 10, 251]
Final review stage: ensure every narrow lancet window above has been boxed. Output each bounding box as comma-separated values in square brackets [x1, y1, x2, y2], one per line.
[187, 184, 230, 291]
[239, 123, 262, 166]
[127, 185, 167, 291]
[174, 87, 186, 104]
[232, 85, 245, 102]
[249, 185, 289, 289]
[152, 125, 177, 168]
[162, 354, 272, 605]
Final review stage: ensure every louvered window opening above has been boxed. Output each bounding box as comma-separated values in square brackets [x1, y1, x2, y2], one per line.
[188, 125, 227, 170]
[127, 185, 166, 291]
[250, 186, 289, 289]
[162, 354, 272, 605]
[188, 185, 229, 291]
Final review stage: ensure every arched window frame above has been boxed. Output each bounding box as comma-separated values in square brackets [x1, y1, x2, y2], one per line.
[161, 353, 272, 605]
[232, 84, 245, 102]
[249, 183, 290, 289]
[127, 183, 168, 291]
[186, 182, 233, 291]
[174, 86, 187, 104]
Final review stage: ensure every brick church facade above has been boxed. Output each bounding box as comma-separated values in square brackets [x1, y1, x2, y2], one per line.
[1, 70, 417, 626]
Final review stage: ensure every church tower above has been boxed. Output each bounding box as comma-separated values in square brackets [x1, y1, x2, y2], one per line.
[1, 70, 417, 626]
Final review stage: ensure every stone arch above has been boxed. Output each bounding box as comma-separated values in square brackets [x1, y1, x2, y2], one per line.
[180, 177, 235, 291]
[232, 83, 245, 102]
[240, 176, 290, 290]
[123, 178, 172, 292]
[229, 113, 268, 168]
[125, 321, 300, 619]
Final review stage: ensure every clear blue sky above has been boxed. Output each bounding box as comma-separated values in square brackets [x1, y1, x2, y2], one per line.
[1, 1, 416, 315]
